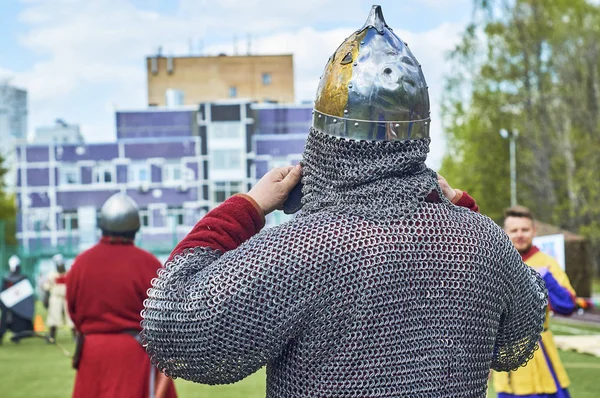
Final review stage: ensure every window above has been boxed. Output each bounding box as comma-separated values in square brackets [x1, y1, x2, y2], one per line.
[163, 163, 183, 183]
[130, 163, 150, 184]
[61, 211, 79, 230]
[229, 86, 237, 98]
[28, 210, 51, 231]
[210, 122, 242, 140]
[94, 164, 114, 184]
[211, 149, 242, 170]
[60, 165, 80, 185]
[167, 208, 186, 227]
[262, 73, 272, 85]
[139, 210, 150, 228]
[213, 181, 242, 203]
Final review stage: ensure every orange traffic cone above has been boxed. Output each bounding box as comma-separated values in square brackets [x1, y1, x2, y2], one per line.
[34, 314, 46, 332]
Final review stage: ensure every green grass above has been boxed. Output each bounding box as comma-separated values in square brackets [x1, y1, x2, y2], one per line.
[0, 328, 266, 398]
[550, 317, 600, 336]
[487, 350, 600, 398]
[0, 303, 598, 397]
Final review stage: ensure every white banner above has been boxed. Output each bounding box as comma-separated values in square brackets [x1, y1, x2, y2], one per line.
[533, 234, 566, 271]
[0, 279, 34, 308]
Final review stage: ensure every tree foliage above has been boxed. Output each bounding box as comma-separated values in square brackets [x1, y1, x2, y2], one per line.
[441, 0, 600, 271]
[0, 153, 17, 245]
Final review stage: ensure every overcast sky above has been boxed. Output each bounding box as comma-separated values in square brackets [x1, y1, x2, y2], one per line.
[0, 0, 473, 169]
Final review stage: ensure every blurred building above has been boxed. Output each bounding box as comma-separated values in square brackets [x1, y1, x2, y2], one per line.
[146, 54, 295, 106]
[14, 100, 311, 260]
[0, 82, 28, 189]
[34, 119, 84, 144]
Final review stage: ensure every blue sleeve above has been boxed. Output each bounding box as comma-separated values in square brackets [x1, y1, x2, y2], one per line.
[543, 272, 576, 315]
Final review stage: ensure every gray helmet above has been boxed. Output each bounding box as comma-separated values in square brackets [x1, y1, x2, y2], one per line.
[312, 5, 430, 141]
[98, 193, 141, 234]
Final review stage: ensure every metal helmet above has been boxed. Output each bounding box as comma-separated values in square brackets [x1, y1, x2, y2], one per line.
[8, 255, 21, 272]
[312, 5, 430, 141]
[98, 193, 141, 234]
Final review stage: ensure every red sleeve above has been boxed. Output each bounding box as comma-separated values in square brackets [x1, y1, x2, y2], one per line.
[169, 194, 265, 260]
[65, 266, 80, 329]
[452, 190, 479, 213]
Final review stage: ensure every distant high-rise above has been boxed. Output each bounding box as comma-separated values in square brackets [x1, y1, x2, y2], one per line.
[146, 54, 295, 106]
[0, 83, 27, 144]
[0, 82, 28, 189]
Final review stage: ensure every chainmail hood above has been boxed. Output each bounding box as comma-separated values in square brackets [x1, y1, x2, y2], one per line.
[300, 128, 434, 218]
[142, 129, 547, 397]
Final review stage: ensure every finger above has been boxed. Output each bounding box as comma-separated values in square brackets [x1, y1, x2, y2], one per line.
[280, 164, 302, 191]
[274, 166, 294, 181]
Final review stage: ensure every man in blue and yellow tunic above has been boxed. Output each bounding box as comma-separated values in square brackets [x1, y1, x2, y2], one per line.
[494, 205, 576, 398]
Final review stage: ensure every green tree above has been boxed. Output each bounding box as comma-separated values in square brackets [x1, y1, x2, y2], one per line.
[441, 0, 600, 273]
[0, 153, 17, 246]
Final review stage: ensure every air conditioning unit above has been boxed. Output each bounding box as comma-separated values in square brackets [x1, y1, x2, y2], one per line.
[177, 183, 189, 193]
[138, 182, 150, 193]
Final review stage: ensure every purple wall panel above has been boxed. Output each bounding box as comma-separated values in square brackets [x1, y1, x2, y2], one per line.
[254, 108, 312, 124]
[255, 161, 269, 178]
[26, 147, 50, 162]
[27, 237, 52, 252]
[151, 164, 162, 183]
[60, 144, 118, 161]
[16, 213, 23, 233]
[117, 165, 128, 183]
[257, 126, 309, 135]
[116, 111, 194, 139]
[81, 166, 92, 184]
[57, 190, 117, 210]
[26, 168, 49, 186]
[29, 192, 51, 208]
[57, 236, 79, 249]
[126, 187, 199, 207]
[124, 141, 196, 160]
[255, 139, 306, 156]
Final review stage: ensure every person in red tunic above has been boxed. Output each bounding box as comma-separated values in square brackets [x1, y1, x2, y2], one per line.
[66, 193, 177, 398]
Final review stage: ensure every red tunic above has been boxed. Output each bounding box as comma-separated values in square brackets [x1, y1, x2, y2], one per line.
[66, 237, 177, 398]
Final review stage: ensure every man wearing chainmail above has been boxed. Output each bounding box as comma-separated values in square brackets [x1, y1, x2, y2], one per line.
[142, 5, 548, 397]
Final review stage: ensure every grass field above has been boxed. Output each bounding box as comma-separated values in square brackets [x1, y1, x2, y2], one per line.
[0, 309, 599, 397]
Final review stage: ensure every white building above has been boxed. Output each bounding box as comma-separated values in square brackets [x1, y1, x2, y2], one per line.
[34, 119, 84, 144]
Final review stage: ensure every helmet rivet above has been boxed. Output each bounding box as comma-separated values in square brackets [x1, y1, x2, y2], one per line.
[318, 114, 322, 118]
[354, 122, 359, 126]
[333, 119, 337, 123]
[395, 124, 400, 128]
[344, 109, 349, 114]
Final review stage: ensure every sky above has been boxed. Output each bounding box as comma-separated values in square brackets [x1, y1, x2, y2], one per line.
[0, 0, 473, 169]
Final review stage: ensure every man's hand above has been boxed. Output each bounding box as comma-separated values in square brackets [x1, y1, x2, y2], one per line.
[248, 165, 303, 215]
[437, 173, 457, 202]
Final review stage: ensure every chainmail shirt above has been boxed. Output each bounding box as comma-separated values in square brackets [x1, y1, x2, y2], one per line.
[142, 128, 548, 397]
